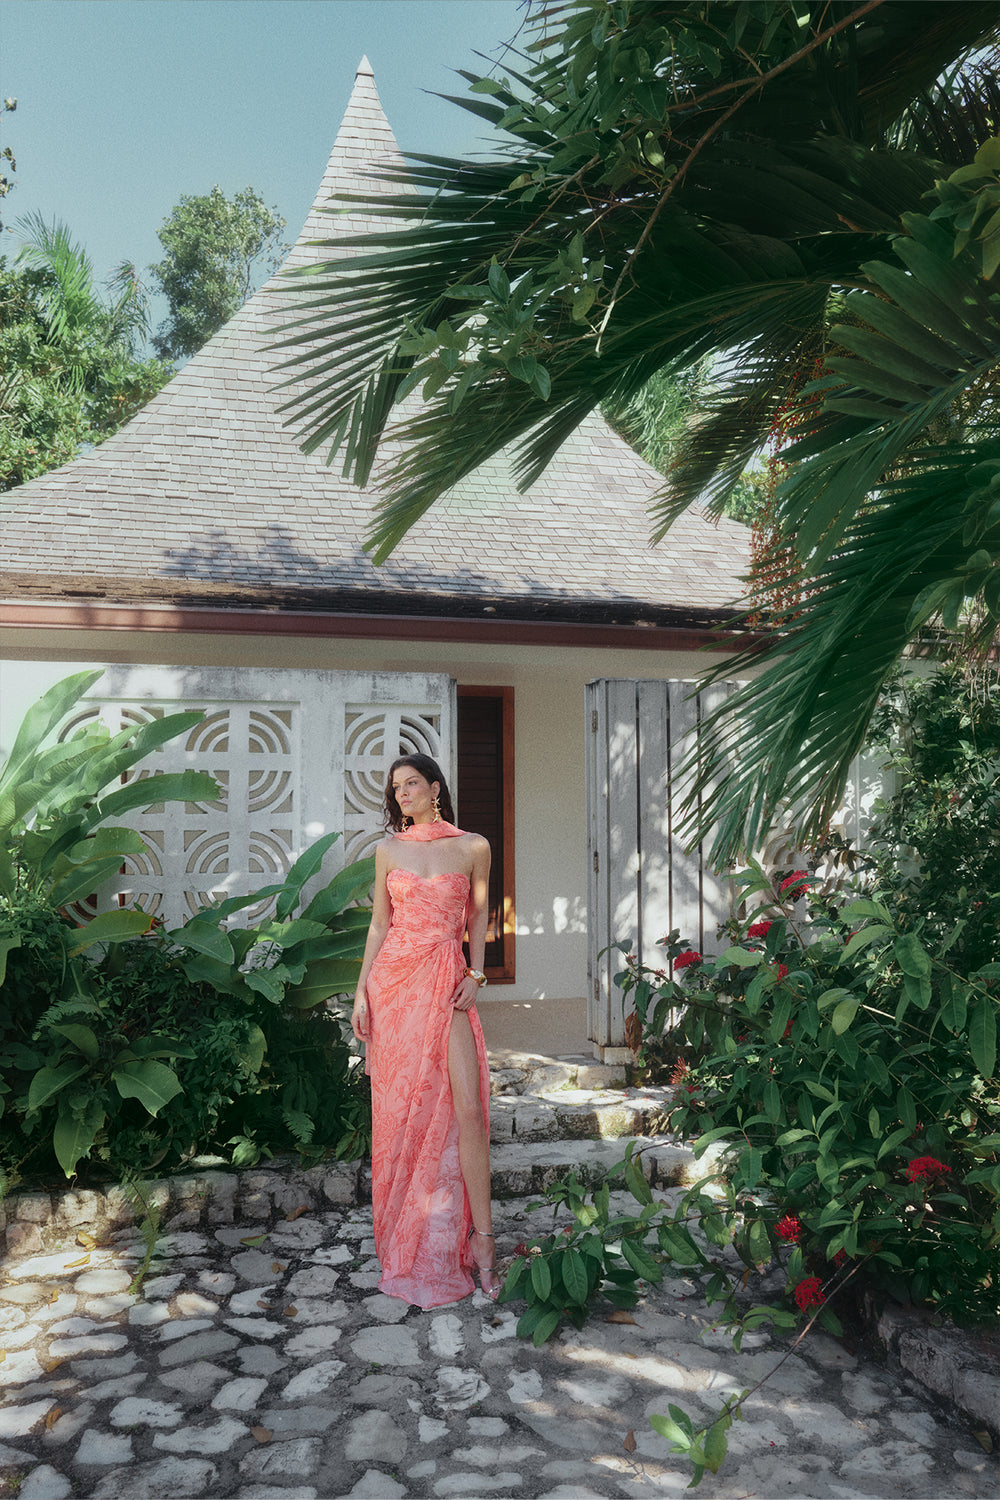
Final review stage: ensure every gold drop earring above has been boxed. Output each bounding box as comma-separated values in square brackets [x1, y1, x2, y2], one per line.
[432, 795, 442, 822]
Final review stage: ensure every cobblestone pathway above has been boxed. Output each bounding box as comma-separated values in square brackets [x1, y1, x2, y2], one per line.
[1, 1194, 996, 1500]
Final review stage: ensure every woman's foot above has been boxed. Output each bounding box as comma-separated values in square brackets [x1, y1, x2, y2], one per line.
[469, 1228, 501, 1301]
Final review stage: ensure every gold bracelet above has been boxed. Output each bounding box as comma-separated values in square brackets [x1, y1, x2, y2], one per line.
[464, 967, 487, 987]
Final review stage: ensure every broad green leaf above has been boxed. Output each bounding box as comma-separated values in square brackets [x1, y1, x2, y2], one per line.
[832, 997, 860, 1034]
[285, 957, 363, 1008]
[561, 1247, 590, 1304]
[244, 968, 287, 1004]
[0, 933, 22, 986]
[530, 1254, 552, 1302]
[53, 1096, 106, 1178]
[703, 1418, 730, 1473]
[970, 997, 998, 1080]
[842, 927, 891, 961]
[658, 1225, 702, 1266]
[877, 1125, 912, 1161]
[113, 1059, 184, 1115]
[625, 1156, 653, 1206]
[27, 1060, 89, 1111]
[532, 1308, 561, 1346]
[95, 769, 220, 822]
[275, 831, 343, 920]
[0, 670, 103, 801]
[303, 857, 376, 923]
[48, 1024, 100, 1060]
[49, 857, 131, 909]
[739, 1146, 762, 1190]
[650, 1413, 691, 1448]
[894, 932, 931, 977]
[257, 918, 329, 950]
[66, 909, 154, 955]
[721, 946, 765, 968]
[620, 1236, 661, 1281]
[168, 919, 235, 965]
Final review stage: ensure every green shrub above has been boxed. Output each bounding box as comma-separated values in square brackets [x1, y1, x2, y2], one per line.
[0, 673, 372, 1186]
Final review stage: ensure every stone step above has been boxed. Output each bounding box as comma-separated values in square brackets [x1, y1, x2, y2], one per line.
[489, 1135, 699, 1200]
[489, 1083, 671, 1145]
[487, 1051, 627, 1094]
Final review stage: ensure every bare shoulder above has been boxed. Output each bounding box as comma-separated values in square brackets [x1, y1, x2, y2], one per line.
[374, 835, 396, 866]
[463, 832, 491, 859]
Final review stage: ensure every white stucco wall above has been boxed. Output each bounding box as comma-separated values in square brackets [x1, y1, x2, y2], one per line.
[0, 633, 733, 1008]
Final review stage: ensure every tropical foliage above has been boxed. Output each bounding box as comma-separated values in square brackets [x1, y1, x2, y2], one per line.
[150, 185, 286, 360]
[0, 673, 372, 1185]
[0, 215, 170, 489]
[274, 0, 1000, 860]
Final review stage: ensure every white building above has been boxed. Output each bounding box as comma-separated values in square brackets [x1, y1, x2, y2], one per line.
[0, 61, 751, 1058]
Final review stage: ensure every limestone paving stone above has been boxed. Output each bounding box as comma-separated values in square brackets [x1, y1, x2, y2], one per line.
[236, 1344, 287, 1376]
[347, 1473, 407, 1499]
[72, 1268, 132, 1296]
[74, 1429, 134, 1465]
[238, 1436, 323, 1480]
[16, 1464, 73, 1500]
[157, 1359, 231, 1397]
[109, 1396, 183, 1428]
[347, 1373, 421, 1407]
[68, 1352, 140, 1379]
[259, 1403, 343, 1437]
[152, 1415, 249, 1453]
[78, 1372, 146, 1402]
[280, 1360, 347, 1400]
[284, 1324, 345, 1358]
[40, 1402, 95, 1448]
[0, 1399, 58, 1438]
[211, 1374, 270, 1410]
[159, 1315, 215, 1340]
[344, 1408, 409, 1465]
[156, 1328, 240, 1367]
[349, 1322, 421, 1367]
[89, 1456, 218, 1499]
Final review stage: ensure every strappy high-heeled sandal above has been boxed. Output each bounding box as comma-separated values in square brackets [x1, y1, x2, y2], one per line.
[469, 1227, 501, 1301]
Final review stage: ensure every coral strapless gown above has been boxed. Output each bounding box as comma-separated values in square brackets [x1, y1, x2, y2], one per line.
[365, 833, 491, 1308]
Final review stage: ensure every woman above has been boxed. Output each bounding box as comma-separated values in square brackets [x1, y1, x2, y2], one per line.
[351, 753, 498, 1307]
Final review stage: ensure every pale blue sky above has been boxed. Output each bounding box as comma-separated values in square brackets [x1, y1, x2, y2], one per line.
[1, 0, 523, 309]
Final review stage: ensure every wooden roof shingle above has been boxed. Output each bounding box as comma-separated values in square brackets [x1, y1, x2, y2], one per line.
[0, 59, 750, 634]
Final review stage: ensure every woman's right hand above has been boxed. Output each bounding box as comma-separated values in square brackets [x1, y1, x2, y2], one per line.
[351, 991, 370, 1042]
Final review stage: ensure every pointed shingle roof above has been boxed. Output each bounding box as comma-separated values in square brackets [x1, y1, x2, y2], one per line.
[0, 60, 750, 633]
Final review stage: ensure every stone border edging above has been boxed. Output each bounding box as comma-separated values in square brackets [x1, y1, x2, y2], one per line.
[0, 1156, 365, 1259]
[873, 1297, 1000, 1438]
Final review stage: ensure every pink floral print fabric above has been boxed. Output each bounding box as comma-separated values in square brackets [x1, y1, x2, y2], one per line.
[365, 868, 491, 1308]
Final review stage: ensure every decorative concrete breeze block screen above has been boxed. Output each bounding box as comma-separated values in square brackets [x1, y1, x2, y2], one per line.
[59, 666, 456, 927]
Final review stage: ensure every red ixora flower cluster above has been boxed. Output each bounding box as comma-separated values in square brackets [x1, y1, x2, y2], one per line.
[674, 951, 701, 971]
[779, 871, 811, 895]
[774, 963, 789, 983]
[907, 1156, 951, 1184]
[793, 1276, 826, 1311]
[775, 1214, 802, 1243]
[747, 919, 773, 939]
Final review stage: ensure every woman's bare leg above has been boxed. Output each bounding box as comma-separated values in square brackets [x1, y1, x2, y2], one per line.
[448, 1011, 495, 1285]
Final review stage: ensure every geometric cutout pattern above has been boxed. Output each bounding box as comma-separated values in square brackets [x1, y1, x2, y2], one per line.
[343, 704, 443, 864]
[52, 680, 452, 929]
[57, 699, 301, 926]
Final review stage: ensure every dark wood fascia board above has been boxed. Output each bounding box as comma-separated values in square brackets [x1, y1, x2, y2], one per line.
[0, 598, 752, 653]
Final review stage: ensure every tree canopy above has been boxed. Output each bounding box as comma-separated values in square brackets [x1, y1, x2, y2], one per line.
[0, 215, 170, 490]
[273, 0, 1000, 861]
[150, 185, 286, 361]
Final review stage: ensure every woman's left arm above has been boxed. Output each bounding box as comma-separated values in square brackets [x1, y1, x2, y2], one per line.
[452, 835, 492, 1012]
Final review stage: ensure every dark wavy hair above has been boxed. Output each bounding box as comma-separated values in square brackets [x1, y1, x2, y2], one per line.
[382, 754, 456, 832]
